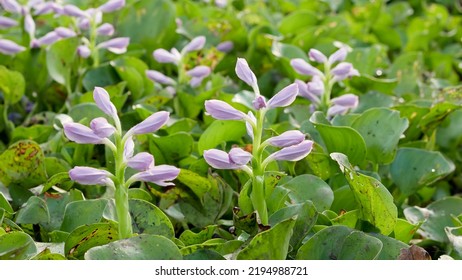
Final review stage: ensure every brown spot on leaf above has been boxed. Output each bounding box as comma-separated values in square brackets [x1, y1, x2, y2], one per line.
[398, 245, 431, 260]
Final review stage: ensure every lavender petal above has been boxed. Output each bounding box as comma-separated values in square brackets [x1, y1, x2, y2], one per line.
[182, 35, 206, 53]
[97, 0, 125, 13]
[204, 149, 241, 170]
[127, 111, 170, 136]
[266, 130, 305, 148]
[63, 122, 105, 144]
[235, 58, 257, 88]
[267, 83, 298, 109]
[146, 70, 176, 86]
[228, 147, 252, 165]
[69, 166, 112, 185]
[97, 37, 129, 54]
[132, 165, 180, 186]
[186, 65, 211, 78]
[77, 45, 91, 58]
[309, 49, 327, 63]
[55, 27, 77, 38]
[0, 38, 26, 55]
[290, 58, 323, 77]
[127, 152, 155, 171]
[204, 100, 246, 121]
[96, 23, 114, 36]
[267, 140, 313, 162]
[216, 41, 233, 53]
[90, 117, 116, 138]
[0, 16, 18, 29]
[328, 47, 347, 65]
[93, 87, 118, 119]
[152, 48, 180, 64]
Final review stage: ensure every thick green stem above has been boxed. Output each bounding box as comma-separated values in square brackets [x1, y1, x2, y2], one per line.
[319, 62, 333, 115]
[114, 135, 132, 239]
[250, 109, 268, 225]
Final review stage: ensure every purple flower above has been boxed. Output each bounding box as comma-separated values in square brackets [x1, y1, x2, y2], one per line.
[265, 130, 305, 148]
[126, 111, 170, 136]
[93, 87, 118, 119]
[228, 148, 252, 165]
[245, 111, 256, 140]
[33, 2, 55, 15]
[24, 14, 35, 38]
[328, 47, 347, 65]
[290, 58, 324, 77]
[252, 95, 267, 110]
[153, 48, 181, 65]
[90, 117, 116, 138]
[327, 94, 359, 116]
[62, 4, 89, 18]
[78, 18, 90, 30]
[63, 122, 105, 144]
[235, 58, 257, 89]
[205, 100, 246, 121]
[55, 27, 77, 38]
[146, 70, 176, 86]
[204, 149, 251, 170]
[186, 65, 211, 78]
[0, 0, 22, 14]
[77, 45, 91, 58]
[266, 83, 298, 109]
[131, 165, 180, 186]
[309, 49, 327, 63]
[98, 0, 125, 13]
[127, 152, 155, 171]
[96, 23, 114, 36]
[0, 16, 17, 29]
[69, 166, 112, 185]
[97, 37, 129, 54]
[124, 136, 135, 160]
[182, 35, 206, 53]
[331, 62, 360, 82]
[266, 140, 313, 162]
[0, 38, 25, 55]
[31, 31, 60, 47]
[217, 41, 233, 53]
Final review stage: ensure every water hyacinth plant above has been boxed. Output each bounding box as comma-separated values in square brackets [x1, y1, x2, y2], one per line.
[63, 87, 179, 239]
[292, 46, 360, 117]
[204, 58, 313, 225]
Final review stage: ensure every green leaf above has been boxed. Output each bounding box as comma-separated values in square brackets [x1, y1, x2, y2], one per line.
[296, 226, 383, 260]
[269, 202, 318, 251]
[84, 234, 182, 260]
[179, 225, 218, 246]
[31, 249, 67, 260]
[46, 37, 78, 85]
[175, 169, 211, 202]
[110, 56, 152, 100]
[404, 197, 462, 243]
[41, 172, 72, 194]
[0, 232, 37, 260]
[150, 132, 194, 164]
[0, 193, 13, 213]
[278, 10, 318, 36]
[129, 199, 174, 239]
[445, 226, 462, 259]
[0, 65, 25, 105]
[281, 174, 334, 211]
[65, 223, 118, 260]
[0, 140, 47, 189]
[419, 102, 460, 135]
[40, 190, 84, 232]
[60, 199, 109, 232]
[15, 196, 49, 224]
[369, 233, 409, 260]
[11, 125, 54, 144]
[331, 153, 397, 235]
[198, 120, 246, 155]
[117, 0, 176, 50]
[390, 148, 455, 196]
[82, 64, 120, 91]
[183, 249, 225, 260]
[310, 112, 367, 165]
[394, 218, 421, 244]
[351, 108, 408, 164]
[68, 103, 107, 123]
[236, 218, 296, 260]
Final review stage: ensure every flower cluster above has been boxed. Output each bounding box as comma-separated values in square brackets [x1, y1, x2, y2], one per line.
[146, 35, 211, 92]
[203, 58, 314, 225]
[63, 86, 179, 239]
[291, 46, 360, 117]
[0, 0, 128, 62]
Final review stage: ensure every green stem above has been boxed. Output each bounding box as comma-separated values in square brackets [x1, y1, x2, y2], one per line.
[89, 17, 99, 67]
[319, 62, 333, 115]
[114, 135, 132, 239]
[2, 103, 14, 139]
[250, 109, 268, 225]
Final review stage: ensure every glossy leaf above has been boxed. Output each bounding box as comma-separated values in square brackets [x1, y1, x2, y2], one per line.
[331, 153, 397, 235]
[237, 218, 296, 260]
[61, 199, 109, 232]
[198, 120, 246, 155]
[390, 148, 455, 196]
[129, 199, 174, 238]
[0, 65, 25, 105]
[0, 232, 37, 260]
[85, 234, 182, 260]
[15, 196, 49, 224]
[281, 174, 334, 211]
